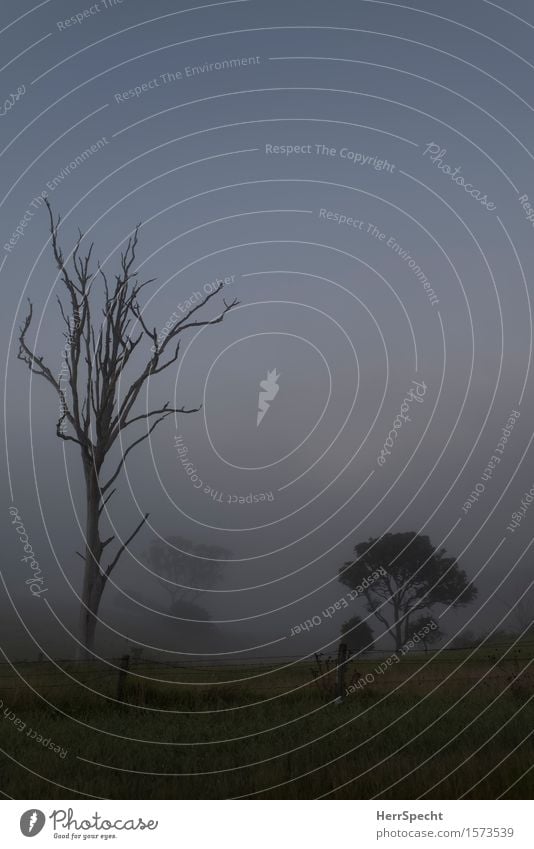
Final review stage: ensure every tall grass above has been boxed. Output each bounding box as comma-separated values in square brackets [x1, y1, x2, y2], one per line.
[0, 655, 532, 799]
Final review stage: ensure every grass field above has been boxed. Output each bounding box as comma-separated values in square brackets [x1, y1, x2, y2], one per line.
[0, 646, 532, 799]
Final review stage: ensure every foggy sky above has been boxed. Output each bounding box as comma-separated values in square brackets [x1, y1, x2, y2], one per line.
[2, 0, 534, 661]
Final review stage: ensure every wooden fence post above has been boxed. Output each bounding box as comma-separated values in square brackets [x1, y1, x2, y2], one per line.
[116, 653, 130, 702]
[336, 642, 348, 703]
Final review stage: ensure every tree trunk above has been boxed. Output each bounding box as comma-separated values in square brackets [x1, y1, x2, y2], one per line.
[78, 469, 106, 659]
[402, 614, 411, 647]
[394, 607, 403, 652]
[79, 569, 106, 658]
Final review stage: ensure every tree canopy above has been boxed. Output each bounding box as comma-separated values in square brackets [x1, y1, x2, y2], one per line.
[339, 532, 476, 651]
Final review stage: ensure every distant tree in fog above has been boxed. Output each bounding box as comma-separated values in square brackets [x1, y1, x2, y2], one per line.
[146, 536, 230, 614]
[340, 615, 374, 657]
[450, 629, 479, 650]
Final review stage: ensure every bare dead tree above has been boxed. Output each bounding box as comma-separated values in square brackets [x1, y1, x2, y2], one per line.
[17, 201, 238, 657]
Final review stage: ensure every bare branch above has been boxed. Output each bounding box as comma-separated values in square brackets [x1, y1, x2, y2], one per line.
[56, 422, 84, 447]
[98, 487, 116, 517]
[18, 302, 61, 389]
[162, 283, 235, 348]
[171, 296, 238, 336]
[123, 402, 199, 428]
[105, 512, 149, 578]
[149, 340, 181, 376]
[108, 287, 238, 444]
[101, 413, 171, 494]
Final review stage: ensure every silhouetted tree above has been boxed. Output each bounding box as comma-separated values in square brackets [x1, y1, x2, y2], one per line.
[18, 202, 237, 656]
[339, 532, 477, 652]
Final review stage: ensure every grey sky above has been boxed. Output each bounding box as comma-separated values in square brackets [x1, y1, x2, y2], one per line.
[2, 0, 534, 660]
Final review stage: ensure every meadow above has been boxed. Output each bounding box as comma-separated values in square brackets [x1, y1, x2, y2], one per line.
[0, 644, 532, 799]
